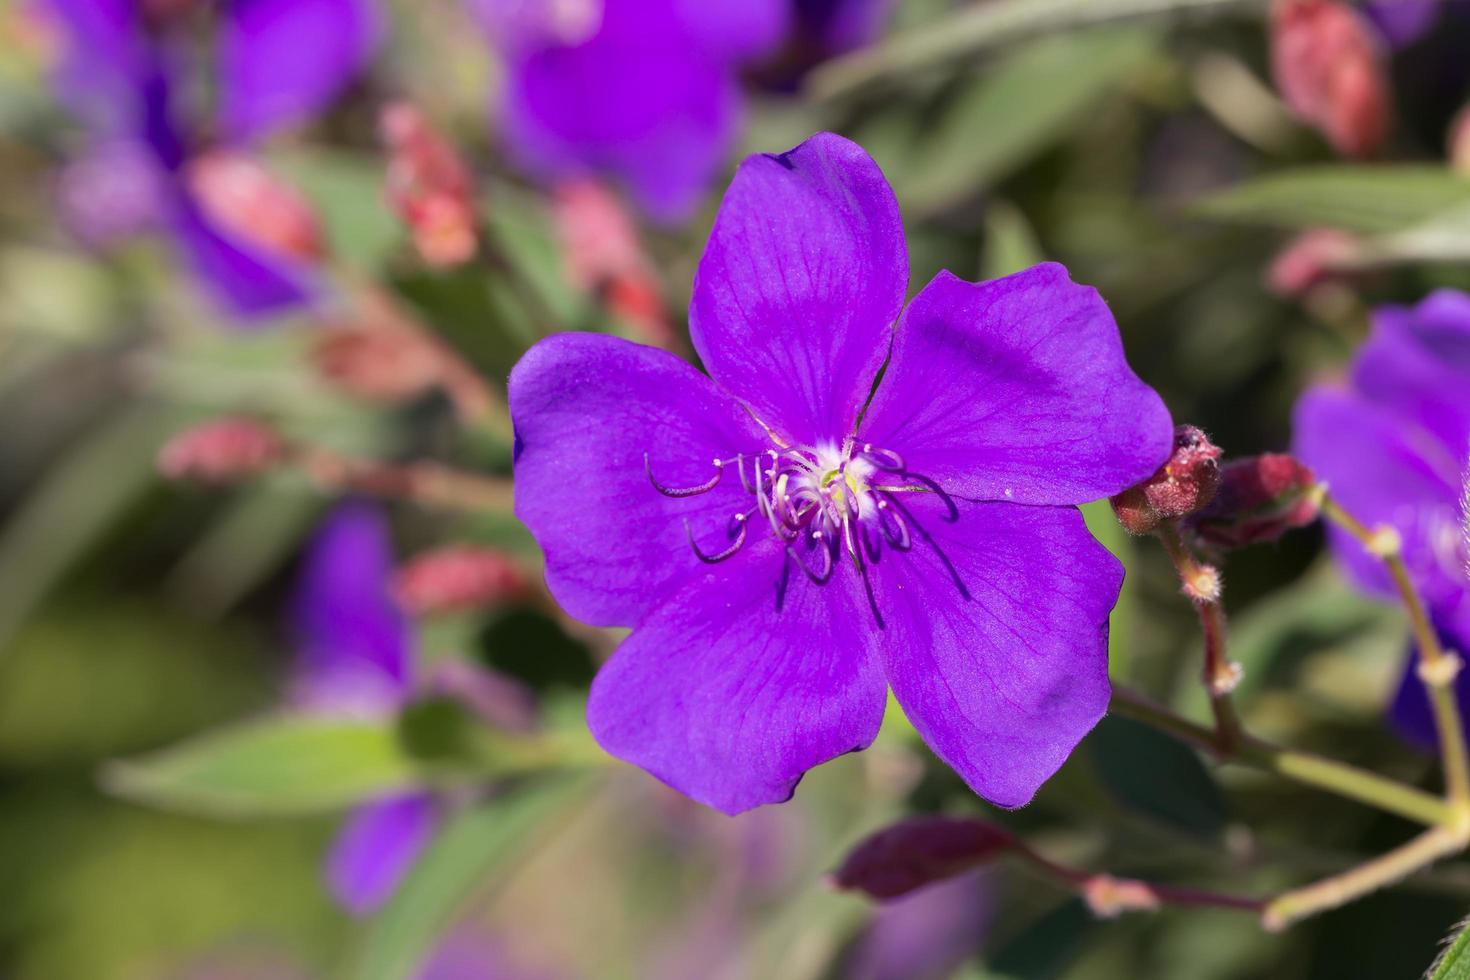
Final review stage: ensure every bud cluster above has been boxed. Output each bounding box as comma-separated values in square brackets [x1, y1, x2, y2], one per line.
[1111, 426, 1223, 536]
[157, 417, 286, 482]
[1269, 0, 1390, 158]
[393, 546, 531, 616]
[380, 102, 479, 268]
[1188, 454, 1320, 549]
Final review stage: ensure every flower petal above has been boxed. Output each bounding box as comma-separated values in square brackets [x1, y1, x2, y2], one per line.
[587, 537, 887, 814]
[498, 0, 739, 222]
[168, 194, 316, 321]
[672, 0, 789, 61]
[39, 0, 151, 123]
[217, 0, 383, 142]
[1354, 292, 1470, 455]
[1388, 609, 1470, 752]
[1293, 385, 1463, 599]
[326, 791, 438, 915]
[290, 502, 413, 715]
[870, 496, 1118, 808]
[508, 332, 769, 627]
[860, 265, 1172, 506]
[689, 131, 907, 444]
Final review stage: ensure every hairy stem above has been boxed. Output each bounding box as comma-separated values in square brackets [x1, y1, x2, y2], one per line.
[1319, 494, 1470, 810]
[1156, 523, 1243, 754]
[1110, 687, 1454, 828]
[1010, 837, 1264, 915]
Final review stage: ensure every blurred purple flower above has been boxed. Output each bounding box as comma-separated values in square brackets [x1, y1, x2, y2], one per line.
[846, 871, 997, 980]
[290, 502, 440, 915]
[1363, 0, 1445, 47]
[1294, 290, 1470, 749]
[38, 0, 381, 320]
[469, 0, 788, 221]
[509, 132, 1173, 814]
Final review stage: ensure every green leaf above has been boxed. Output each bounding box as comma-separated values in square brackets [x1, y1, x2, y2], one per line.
[885, 28, 1159, 216]
[355, 774, 597, 980]
[1430, 916, 1470, 980]
[1087, 714, 1228, 838]
[103, 714, 419, 817]
[1190, 167, 1470, 234]
[981, 200, 1046, 280]
[810, 0, 1249, 99]
[269, 149, 402, 270]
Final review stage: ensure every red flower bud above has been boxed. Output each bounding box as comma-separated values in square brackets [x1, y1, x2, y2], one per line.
[158, 417, 285, 482]
[1110, 425, 1223, 535]
[1450, 102, 1470, 177]
[380, 102, 478, 268]
[1188, 453, 1320, 549]
[829, 816, 1014, 900]
[393, 546, 531, 615]
[1270, 0, 1390, 158]
[1266, 228, 1362, 297]
[185, 151, 326, 263]
[310, 323, 446, 405]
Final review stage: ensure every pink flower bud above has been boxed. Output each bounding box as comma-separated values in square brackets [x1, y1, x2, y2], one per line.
[1188, 453, 1320, 549]
[1449, 102, 1470, 176]
[1270, 0, 1390, 158]
[1110, 425, 1223, 535]
[185, 151, 326, 263]
[1266, 228, 1362, 297]
[393, 546, 531, 615]
[310, 323, 446, 404]
[829, 816, 1014, 900]
[380, 102, 478, 268]
[158, 417, 285, 482]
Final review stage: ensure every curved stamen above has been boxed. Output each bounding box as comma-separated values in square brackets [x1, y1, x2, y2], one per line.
[790, 536, 834, 584]
[877, 497, 911, 550]
[900, 472, 960, 522]
[861, 443, 906, 471]
[647, 453, 723, 498]
[686, 515, 747, 564]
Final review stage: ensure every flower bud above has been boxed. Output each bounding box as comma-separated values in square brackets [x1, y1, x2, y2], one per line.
[1110, 425, 1223, 535]
[392, 546, 531, 615]
[1187, 453, 1320, 549]
[158, 417, 285, 482]
[185, 151, 326, 263]
[1270, 0, 1390, 158]
[829, 816, 1014, 900]
[1450, 102, 1470, 177]
[380, 102, 478, 268]
[310, 322, 445, 404]
[1266, 228, 1362, 297]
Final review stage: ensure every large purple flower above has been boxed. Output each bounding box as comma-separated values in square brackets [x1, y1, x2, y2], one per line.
[1295, 291, 1470, 749]
[509, 133, 1173, 814]
[289, 502, 440, 915]
[470, 0, 788, 221]
[40, 0, 381, 320]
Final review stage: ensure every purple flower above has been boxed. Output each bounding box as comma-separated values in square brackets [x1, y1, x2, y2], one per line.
[845, 871, 997, 980]
[289, 502, 440, 914]
[1294, 290, 1470, 749]
[509, 132, 1173, 814]
[471, 0, 788, 222]
[39, 0, 380, 320]
[1363, 0, 1447, 47]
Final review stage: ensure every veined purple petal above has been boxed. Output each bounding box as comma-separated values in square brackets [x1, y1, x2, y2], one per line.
[508, 332, 768, 627]
[290, 502, 413, 716]
[860, 265, 1173, 507]
[689, 132, 907, 445]
[1293, 385, 1464, 600]
[218, 0, 383, 142]
[871, 497, 1118, 808]
[497, 0, 740, 222]
[587, 536, 887, 815]
[327, 791, 439, 915]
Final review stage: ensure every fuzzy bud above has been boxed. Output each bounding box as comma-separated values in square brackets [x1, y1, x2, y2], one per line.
[1188, 454, 1319, 549]
[1081, 875, 1162, 918]
[185, 151, 326, 262]
[158, 417, 285, 482]
[310, 322, 446, 404]
[393, 546, 531, 615]
[1111, 426, 1223, 535]
[1266, 228, 1362, 297]
[380, 102, 478, 268]
[829, 816, 1014, 900]
[1270, 0, 1390, 158]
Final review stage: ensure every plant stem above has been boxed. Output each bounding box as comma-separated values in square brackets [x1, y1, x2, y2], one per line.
[1010, 837, 1264, 915]
[1156, 523, 1243, 754]
[1110, 687, 1454, 828]
[290, 445, 514, 513]
[1319, 494, 1470, 810]
[1262, 825, 1470, 931]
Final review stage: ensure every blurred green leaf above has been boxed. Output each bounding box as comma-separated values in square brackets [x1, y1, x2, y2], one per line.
[887, 28, 1158, 216]
[104, 714, 418, 817]
[1083, 498, 1138, 678]
[270, 149, 402, 270]
[982, 200, 1046, 279]
[1088, 714, 1228, 838]
[355, 774, 597, 980]
[1191, 167, 1470, 233]
[810, 0, 1248, 98]
[1430, 916, 1470, 980]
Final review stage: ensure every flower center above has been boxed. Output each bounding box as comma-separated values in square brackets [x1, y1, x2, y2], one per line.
[645, 436, 955, 598]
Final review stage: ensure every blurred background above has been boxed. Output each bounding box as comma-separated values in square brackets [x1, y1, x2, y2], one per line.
[3, 0, 1470, 977]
